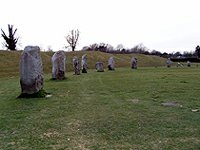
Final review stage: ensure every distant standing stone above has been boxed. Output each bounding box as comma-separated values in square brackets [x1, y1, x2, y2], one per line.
[20, 46, 44, 94]
[73, 56, 81, 75]
[131, 57, 138, 69]
[52, 50, 66, 80]
[187, 61, 191, 67]
[166, 58, 172, 67]
[95, 62, 104, 72]
[81, 54, 88, 73]
[108, 57, 115, 70]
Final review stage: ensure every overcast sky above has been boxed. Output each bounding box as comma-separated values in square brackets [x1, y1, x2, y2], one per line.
[0, 0, 200, 52]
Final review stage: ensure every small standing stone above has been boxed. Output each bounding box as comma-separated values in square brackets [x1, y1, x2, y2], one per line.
[131, 57, 138, 69]
[81, 54, 88, 73]
[166, 58, 172, 67]
[95, 62, 104, 72]
[73, 56, 81, 75]
[187, 61, 191, 67]
[52, 50, 66, 80]
[108, 57, 115, 70]
[19, 46, 44, 94]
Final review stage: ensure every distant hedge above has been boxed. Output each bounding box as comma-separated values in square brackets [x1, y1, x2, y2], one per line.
[170, 57, 200, 62]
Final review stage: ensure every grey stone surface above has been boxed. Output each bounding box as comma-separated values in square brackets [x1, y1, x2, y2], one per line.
[73, 56, 81, 75]
[187, 61, 191, 67]
[108, 57, 115, 70]
[20, 46, 43, 94]
[95, 62, 104, 72]
[81, 54, 88, 73]
[166, 58, 172, 67]
[131, 57, 137, 69]
[52, 50, 66, 80]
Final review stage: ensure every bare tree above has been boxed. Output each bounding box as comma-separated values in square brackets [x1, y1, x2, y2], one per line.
[1, 24, 19, 50]
[66, 29, 79, 51]
[116, 44, 125, 51]
[130, 43, 149, 54]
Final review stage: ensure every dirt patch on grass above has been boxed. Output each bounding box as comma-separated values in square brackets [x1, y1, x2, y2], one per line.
[42, 130, 61, 138]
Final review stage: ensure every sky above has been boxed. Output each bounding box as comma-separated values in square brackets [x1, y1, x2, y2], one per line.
[0, 0, 200, 53]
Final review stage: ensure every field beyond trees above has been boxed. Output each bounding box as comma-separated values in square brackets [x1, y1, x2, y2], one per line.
[0, 51, 200, 149]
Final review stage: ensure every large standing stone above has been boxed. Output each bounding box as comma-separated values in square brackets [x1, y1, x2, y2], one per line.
[131, 57, 138, 69]
[108, 57, 115, 70]
[73, 56, 81, 75]
[95, 62, 104, 72]
[81, 54, 88, 73]
[166, 58, 172, 67]
[52, 50, 66, 80]
[20, 46, 44, 94]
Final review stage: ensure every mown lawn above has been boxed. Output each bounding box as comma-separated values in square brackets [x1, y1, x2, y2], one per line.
[0, 67, 200, 150]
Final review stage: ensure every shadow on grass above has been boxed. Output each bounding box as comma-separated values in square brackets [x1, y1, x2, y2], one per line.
[17, 89, 49, 98]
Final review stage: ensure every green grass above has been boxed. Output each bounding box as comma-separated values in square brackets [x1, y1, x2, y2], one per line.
[0, 67, 200, 149]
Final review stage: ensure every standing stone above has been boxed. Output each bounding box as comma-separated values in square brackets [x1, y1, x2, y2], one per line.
[73, 56, 81, 75]
[187, 61, 191, 67]
[95, 62, 104, 72]
[131, 57, 138, 69]
[81, 54, 88, 73]
[20, 46, 44, 94]
[52, 50, 66, 80]
[166, 58, 172, 67]
[108, 57, 115, 70]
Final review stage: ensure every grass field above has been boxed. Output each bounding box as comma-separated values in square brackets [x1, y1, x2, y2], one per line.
[0, 66, 200, 149]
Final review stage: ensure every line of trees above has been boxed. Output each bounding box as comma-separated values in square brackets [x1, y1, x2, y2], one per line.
[82, 43, 151, 54]
[81, 43, 200, 58]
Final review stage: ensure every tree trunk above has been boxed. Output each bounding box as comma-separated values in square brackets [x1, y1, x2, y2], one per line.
[72, 46, 75, 51]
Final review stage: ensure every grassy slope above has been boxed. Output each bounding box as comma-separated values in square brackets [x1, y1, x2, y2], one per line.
[0, 50, 166, 78]
[0, 67, 200, 149]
